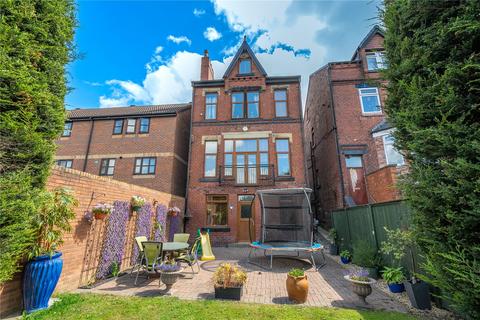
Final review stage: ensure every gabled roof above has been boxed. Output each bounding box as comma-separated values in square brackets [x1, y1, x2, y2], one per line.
[351, 25, 385, 61]
[223, 37, 267, 78]
[67, 103, 191, 120]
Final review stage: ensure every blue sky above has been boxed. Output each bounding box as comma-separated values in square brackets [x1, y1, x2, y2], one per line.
[67, 0, 381, 109]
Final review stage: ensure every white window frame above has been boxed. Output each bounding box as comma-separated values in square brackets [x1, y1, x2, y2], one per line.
[358, 87, 382, 114]
[366, 51, 386, 71]
[383, 134, 405, 166]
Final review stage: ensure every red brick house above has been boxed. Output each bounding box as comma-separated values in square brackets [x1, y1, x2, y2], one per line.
[304, 26, 406, 226]
[55, 104, 191, 196]
[186, 39, 307, 244]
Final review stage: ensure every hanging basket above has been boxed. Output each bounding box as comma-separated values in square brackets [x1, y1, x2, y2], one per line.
[94, 212, 109, 220]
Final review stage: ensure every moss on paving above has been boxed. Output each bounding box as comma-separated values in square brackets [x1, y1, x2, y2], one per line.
[24, 293, 416, 320]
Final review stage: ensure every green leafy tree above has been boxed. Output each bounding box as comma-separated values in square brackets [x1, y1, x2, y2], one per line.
[382, 0, 480, 317]
[0, 0, 76, 283]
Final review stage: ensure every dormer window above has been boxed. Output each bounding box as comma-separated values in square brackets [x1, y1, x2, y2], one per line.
[366, 51, 386, 71]
[239, 59, 251, 74]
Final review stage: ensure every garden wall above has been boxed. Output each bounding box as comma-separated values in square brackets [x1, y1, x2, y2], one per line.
[0, 166, 184, 317]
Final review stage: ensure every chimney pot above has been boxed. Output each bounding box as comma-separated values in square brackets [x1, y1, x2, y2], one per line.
[204, 49, 209, 57]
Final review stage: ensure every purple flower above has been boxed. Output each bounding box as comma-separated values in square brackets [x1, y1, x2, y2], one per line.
[154, 205, 167, 242]
[131, 203, 153, 265]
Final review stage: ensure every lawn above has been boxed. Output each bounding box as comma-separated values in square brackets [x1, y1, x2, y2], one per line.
[24, 293, 416, 320]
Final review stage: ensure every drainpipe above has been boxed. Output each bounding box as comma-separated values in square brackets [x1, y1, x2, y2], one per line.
[83, 117, 95, 172]
[182, 91, 195, 233]
[327, 65, 346, 208]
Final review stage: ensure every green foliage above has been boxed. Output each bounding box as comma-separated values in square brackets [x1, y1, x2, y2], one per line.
[0, 171, 37, 283]
[382, 0, 480, 317]
[288, 268, 305, 277]
[328, 228, 338, 244]
[30, 188, 78, 259]
[340, 250, 352, 259]
[353, 241, 380, 268]
[0, 0, 76, 283]
[382, 267, 405, 285]
[110, 262, 120, 278]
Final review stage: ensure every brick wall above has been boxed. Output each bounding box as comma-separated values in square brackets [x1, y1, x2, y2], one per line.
[366, 165, 402, 203]
[0, 167, 184, 317]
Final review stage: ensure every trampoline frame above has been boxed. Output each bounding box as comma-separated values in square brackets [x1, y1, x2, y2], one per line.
[247, 188, 326, 270]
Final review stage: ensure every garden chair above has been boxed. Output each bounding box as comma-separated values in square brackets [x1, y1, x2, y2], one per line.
[175, 237, 200, 277]
[173, 233, 190, 243]
[130, 236, 147, 275]
[134, 241, 163, 285]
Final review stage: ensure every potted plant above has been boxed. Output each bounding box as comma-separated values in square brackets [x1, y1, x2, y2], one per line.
[167, 206, 181, 217]
[23, 188, 78, 313]
[344, 268, 376, 304]
[381, 228, 431, 309]
[352, 240, 381, 279]
[340, 250, 352, 264]
[130, 195, 145, 212]
[158, 259, 183, 290]
[91, 203, 112, 220]
[286, 268, 309, 303]
[382, 266, 406, 293]
[213, 263, 247, 300]
[328, 228, 339, 255]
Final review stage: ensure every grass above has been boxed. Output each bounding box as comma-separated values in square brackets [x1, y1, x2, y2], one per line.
[24, 293, 416, 320]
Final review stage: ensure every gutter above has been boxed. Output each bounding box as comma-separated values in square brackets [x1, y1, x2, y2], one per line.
[182, 91, 195, 232]
[82, 117, 95, 172]
[327, 65, 346, 208]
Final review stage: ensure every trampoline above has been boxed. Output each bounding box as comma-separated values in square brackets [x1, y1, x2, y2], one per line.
[247, 188, 325, 270]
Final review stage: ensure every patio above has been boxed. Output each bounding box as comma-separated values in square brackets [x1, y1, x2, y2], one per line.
[80, 245, 408, 312]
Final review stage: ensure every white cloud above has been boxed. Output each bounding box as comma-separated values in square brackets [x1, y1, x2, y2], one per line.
[193, 8, 205, 17]
[167, 35, 192, 45]
[203, 27, 222, 41]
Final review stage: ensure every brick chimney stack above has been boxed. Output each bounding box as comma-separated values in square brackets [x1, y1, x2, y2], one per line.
[200, 49, 214, 80]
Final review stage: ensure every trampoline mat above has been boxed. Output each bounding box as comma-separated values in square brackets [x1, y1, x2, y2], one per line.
[250, 241, 322, 252]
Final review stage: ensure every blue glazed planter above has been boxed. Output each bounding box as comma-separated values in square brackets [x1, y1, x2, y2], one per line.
[388, 282, 405, 293]
[23, 252, 63, 313]
[340, 257, 351, 264]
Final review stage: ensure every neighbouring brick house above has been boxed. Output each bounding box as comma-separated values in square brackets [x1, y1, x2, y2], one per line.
[55, 104, 191, 196]
[304, 26, 407, 226]
[185, 39, 307, 244]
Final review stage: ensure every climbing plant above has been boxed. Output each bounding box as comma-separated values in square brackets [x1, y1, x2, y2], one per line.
[153, 204, 167, 242]
[131, 203, 153, 264]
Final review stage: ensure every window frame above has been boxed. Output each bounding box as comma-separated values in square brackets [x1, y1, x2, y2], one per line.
[383, 134, 405, 166]
[56, 159, 73, 168]
[231, 90, 260, 119]
[206, 194, 228, 226]
[274, 89, 288, 117]
[358, 87, 382, 114]
[99, 158, 116, 176]
[126, 118, 136, 134]
[62, 122, 73, 137]
[275, 138, 291, 177]
[113, 119, 124, 135]
[239, 59, 252, 74]
[223, 138, 269, 180]
[204, 141, 218, 177]
[139, 118, 150, 134]
[205, 93, 218, 120]
[345, 155, 363, 168]
[366, 51, 386, 71]
[133, 157, 156, 175]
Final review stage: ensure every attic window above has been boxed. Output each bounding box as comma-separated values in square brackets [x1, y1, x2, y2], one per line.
[366, 51, 386, 71]
[239, 59, 251, 74]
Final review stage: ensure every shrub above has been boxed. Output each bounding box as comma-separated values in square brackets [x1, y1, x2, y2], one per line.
[328, 228, 338, 244]
[382, 267, 405, 285]
[288, 268, 305, 278]
[353, 241, 380, 268]
[382, 0, 480, 316]
[213, 263, 247, 288]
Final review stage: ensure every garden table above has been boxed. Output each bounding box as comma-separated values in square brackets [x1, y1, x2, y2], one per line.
[162, 242, 189, 252]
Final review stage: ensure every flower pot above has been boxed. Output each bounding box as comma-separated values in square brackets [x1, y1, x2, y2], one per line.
[329, 243, 339, 255]
[94, 212, 108, 220]
[214, 286, 243, 300]
[365, 267, 379, 279]
[340, 256, 351, 264]
[23, 252, 63, 313]
[388, 282, 405, 293]
[286, 274, 308, 303]
[159, 269, 182, 290]
[405, 280, 431, 310]
[344, 275, 376, 304]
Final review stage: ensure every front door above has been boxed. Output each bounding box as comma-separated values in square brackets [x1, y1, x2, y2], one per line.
[237, 195, 255, 242]
[345, 155, 368, 205]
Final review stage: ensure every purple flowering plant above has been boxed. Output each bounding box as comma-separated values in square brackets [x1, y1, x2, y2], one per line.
[131, 203, 153, 265]
[154, 205, 167, 242]
[345, 268, 371, 282]
[158, 259, 181, 273]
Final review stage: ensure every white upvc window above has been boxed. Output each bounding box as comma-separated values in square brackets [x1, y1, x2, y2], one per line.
[383, 134, 405, 166]
[358, 87, 382, 114]
[366, 51, 387, 71]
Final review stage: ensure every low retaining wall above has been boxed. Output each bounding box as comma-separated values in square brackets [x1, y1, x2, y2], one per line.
[0, 167, 184, 317]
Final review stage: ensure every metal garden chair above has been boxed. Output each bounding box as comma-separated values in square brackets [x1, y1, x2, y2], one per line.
[175, 237, 201, 277]
[134, 241, 164, 285]
[130, 236, 147, 275]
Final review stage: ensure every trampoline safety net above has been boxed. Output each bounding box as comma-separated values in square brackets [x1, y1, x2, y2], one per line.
[257, 188, 313, 245]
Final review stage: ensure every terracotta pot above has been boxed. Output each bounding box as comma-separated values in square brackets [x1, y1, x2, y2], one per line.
[286, 274, 308, 303]
[94, 212, 108, 220]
